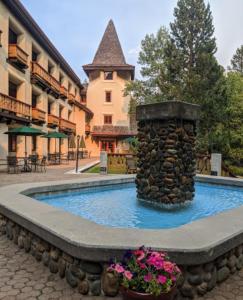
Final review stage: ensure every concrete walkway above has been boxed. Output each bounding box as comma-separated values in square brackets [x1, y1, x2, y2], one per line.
[0, 158, 98, 187]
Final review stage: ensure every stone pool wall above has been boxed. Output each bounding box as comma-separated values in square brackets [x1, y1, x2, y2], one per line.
[1, 213, 243, 299]
[136, 101, 200, 205]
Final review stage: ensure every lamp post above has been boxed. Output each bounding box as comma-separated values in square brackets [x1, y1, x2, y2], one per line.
[75, 135, 80, 173]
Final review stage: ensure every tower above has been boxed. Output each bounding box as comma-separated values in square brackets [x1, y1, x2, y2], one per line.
[83, 20, 135, 156]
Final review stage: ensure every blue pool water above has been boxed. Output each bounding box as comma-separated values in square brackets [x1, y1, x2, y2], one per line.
[34, 182, 243, 229]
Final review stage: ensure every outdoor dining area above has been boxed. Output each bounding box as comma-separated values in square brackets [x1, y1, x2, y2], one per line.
[0, 126, 87, 174]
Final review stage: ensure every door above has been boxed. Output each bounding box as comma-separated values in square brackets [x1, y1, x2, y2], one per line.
[100, 140, 115, 153]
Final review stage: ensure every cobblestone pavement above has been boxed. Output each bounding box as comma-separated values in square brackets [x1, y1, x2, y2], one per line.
[0, 234, 243, 300]
[0, 235, 122, 300]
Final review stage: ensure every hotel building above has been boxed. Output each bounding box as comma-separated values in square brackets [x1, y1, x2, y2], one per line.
[0, 0, 92, 160]
[0, 0, 135, 160]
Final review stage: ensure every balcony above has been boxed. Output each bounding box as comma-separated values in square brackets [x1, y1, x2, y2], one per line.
[59, 118, 76, 133]
[92, 125, 137, 137]
[32, 107, 46, 124]
[48, 114, 59, 128]
[60, 86, 68, 99]
[0, 93, 31, 121]
[31, 62, 60, 98]
[68, 93, 76, 105]
[8, 44, 28, 69]
[85, 124, 91, 134]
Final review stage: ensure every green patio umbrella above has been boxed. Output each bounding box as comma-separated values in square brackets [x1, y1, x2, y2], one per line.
[41, 132, 68, 154]
[79, 135, 86, 158]
[4, 126, 45, 157]
[69, 133, 76, 149]
[79, 135, 86, 149]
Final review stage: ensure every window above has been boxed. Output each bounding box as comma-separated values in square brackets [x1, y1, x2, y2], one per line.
[104, 115, 112, 125]
[105, 91, 112, 102]
[9, 28, 17, 44]
[32, 50, 38, 62]
[32, 93, 38, 108]
[48, 61, 54, 74]
[32, 136, 37, 152]
[48, 102, 52, 114]
[104, 71, 113, 80]
[8, 135, 17, 152]
[9, 81, 18, 98]
[59, 73, 64, 84]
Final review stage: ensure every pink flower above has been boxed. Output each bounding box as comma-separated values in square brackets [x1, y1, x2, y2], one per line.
[134, 250, 145, 261]
[144, 273, 153, 282]
[157, 275, 167, 285]
[124, 271, 133, 280]
[171, 275, 177, 282]
[138, 262, 146, 269]
[114, 264, 125, 273]
[163, 261, 174, 274]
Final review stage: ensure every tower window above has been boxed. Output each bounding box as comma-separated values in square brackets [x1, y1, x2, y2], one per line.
[105, 91, 112, 102]
[104, 115, 112, 125]
[104, 71, 113, 80]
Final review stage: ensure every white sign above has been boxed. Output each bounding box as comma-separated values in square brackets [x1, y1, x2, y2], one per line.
[100, 151, 108, 175]
[211, 153, 222, 176]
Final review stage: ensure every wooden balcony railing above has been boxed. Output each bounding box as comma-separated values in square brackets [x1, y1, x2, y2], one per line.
[60, 86, 68, 99]
[68, 93, 76, 105]
[85, 124, 91, 133]
[31, 62, 60, 97]
[59, 118, 76, 133]
[32, 107, 46, 123]
[0, 93, 31, 119]
[48, 114, 59, 127]
[8, 44, 28, 69]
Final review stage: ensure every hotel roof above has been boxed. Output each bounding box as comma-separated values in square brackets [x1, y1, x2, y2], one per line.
[3, 0, 82, 88]
[83, 20, 135, 79]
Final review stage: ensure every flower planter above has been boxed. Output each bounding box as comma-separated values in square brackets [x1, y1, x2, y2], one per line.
[121, 286, 177, 300]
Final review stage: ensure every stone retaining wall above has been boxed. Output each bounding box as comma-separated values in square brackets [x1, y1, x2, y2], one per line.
[1, 213, 243, 299]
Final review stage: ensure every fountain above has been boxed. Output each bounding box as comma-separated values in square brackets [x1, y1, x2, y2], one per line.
[136, 101, 200, 205]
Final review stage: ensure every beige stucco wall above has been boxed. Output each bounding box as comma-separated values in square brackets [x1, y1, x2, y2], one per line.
[0, 1, 86, 160]
[85, 70, 132, 157]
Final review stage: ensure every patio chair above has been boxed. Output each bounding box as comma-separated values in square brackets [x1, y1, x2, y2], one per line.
[7, 156, 21, 174]
[60, 153, 69, 165]
[29, 154, 39, 172]
[126, 155, 137, 174]
[36, 156, 47, 173]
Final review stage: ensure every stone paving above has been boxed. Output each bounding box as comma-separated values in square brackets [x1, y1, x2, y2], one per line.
[0, 235, 122, 300]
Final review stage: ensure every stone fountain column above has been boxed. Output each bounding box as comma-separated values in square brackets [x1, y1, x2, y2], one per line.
[136, 101, 200, 205]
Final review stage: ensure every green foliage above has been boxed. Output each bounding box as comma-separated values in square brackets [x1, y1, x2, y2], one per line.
[125, 27, 171, 104]
[229, 45, 243, 75]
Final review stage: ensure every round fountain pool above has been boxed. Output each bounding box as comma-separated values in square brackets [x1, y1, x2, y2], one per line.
[34, 181, 243, 229]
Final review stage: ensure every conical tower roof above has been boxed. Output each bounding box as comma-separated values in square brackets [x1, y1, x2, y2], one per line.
[83, 20, 134, 79]
[92, 20, 126, 65]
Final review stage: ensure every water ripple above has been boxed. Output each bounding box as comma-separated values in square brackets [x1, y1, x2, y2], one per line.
[35, 183, 243, 229]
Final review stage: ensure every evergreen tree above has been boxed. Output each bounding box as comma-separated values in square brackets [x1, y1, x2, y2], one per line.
[230, 46, 243, 75]
[168, 0, 222, 103]
[167, 0, 227, 151]
[125, 27, 171, 104]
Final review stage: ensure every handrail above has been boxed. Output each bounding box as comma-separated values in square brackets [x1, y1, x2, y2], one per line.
[31, 61, 60, 93]
[0, 93, 31, 118]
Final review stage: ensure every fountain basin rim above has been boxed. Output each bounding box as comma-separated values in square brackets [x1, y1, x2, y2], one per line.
[0, 174, 243, 265]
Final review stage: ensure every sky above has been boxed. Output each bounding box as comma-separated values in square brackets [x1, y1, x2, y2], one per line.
[20, 0, 243, 81]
